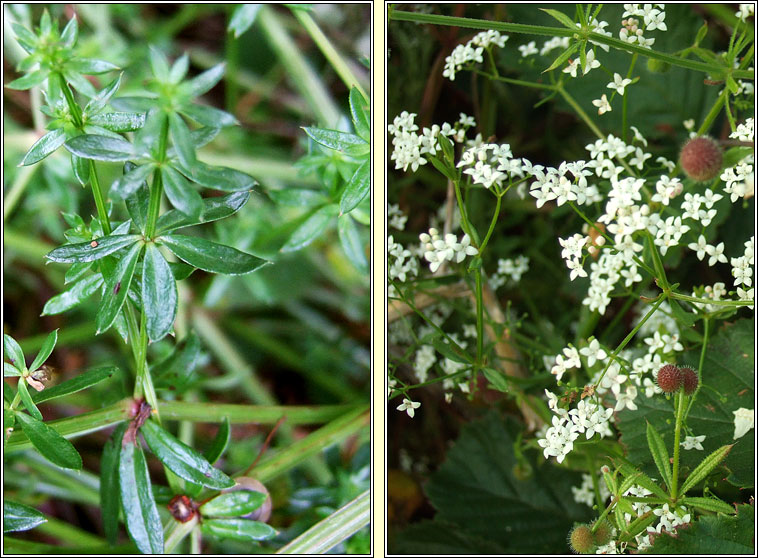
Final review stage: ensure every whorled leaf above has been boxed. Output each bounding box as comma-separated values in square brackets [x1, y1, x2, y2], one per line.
[3, 501, 47, 533]
[141, 244, 177, 342]
[14, 411, 82, 470]
[160, 234, 270, 276]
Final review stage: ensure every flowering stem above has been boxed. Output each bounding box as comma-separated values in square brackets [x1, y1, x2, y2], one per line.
[683, 317, 710, 422]
[671, 389, 687, 499]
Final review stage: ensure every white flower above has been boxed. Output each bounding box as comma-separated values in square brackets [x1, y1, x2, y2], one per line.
[705, 242, 728, 266]
[563, 58, 581, 77]
[592, 94, 612, 115]
[733, 408, 754, 439]
[580, 338, 608, 367]
[518, 40, 538, 57]
[397, 398, 421, 418]
[607, 72, 633, 95]
[583, 49, 601, 75]
[681, 435, 705, 450]
[615, 385, 638, 411]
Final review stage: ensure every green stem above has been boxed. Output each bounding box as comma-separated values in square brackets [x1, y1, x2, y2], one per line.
[475, 269, 484, 364]
[56, 73, 83, 128]
[145, 115, 170, 239]
[3, 165, 37, 222]
[588, 455, 604, 511]
[671, 389, 686, 499]
[88, 161, 111, 235]
[159, 401, 361, 424]
[684, 317, 710, 422]
[697, 88, 728, 136]
[669, 291, 754, 307]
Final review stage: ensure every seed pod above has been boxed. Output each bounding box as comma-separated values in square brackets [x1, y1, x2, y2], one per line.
[592, 519, 613, 546]
[680, 136, 723, 182]
[568, 524, 596, 554]
[680, 367, 699, 395]
[656, 364, 682, 393]
[222, 477, 272, 522]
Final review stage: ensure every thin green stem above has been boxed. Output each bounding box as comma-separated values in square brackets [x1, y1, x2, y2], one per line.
[669, 291, 753, 307]
[145, 115, 170, 239]
[671, 389, 686, 499]
[475, 269, 484, 364]
[56, 73, 83, 128]
[3, 164, 37, 222]
[697, 88, 728, 136]
[588, 455, 604, 511]
[684, 317, 710, 422]
[88, 161, 111, 235]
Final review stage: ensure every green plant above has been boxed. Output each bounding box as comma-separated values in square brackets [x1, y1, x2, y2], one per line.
[4, 5, 369, 554]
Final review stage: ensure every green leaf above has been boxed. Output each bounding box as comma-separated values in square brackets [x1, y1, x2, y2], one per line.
[694, 22, 708, 46]
[162, 166, 203, 219]
[392, 521, 505, 555]
[156, 190, 250, 233]
[203, 417, 230, 465]
[680, 496, 735, 515]
[11, 23, 38, 54]
[64, 261, 93, 284]
[61, 16, 78, 47]
[140, 419, 235, 489]
[46, 234, 140, 263]
[84, 74, 122, 114]
[71, 153, 90, 185]
[199, 491, 266, 518]
[348, 86, 370, 142]
[4, 363, 21, 377]
[17, 380, 43, 421]
[679, 444, 733, 496]
[28, 330, 58, 372]
[540, 8, 576, 29]
[6, 69, 48, 90]
[337, 215, 367, 274]
[14, 411, 82, 469]
[669, 298, 698, 328]
[32, 365, 118, 404]
[180, 104, 238, 128]
[187, 63, 225, 98]
[65, 134, 134, 162]
[88, 112, 146, 132]
[280, 205, 338, 252]
[645, 421, 673, 492]
[340, 160, 369, 214]
[228, 4, 262, 37]
[67, 58, 119, 74]
[161, 234, 270, 275]
[646, 504, 753, 554]
[394, 413, 591, 554]
[3, 501, 47, 533]
[125, 182, 150, 233]
[111, 162, 155, 201]
[543, 41, 580, 73]
[430, 337, 470, 364]
[303, 127, 369, 156]
[101, 422, 127, 545]
[169, 53, 190, 83]
[142, 244, 177, 342]
[152, 331, 204, 393]
[268, 188, 328, 208]
[482, 367, 509, 393]
[20, 128, 66, 166]
[95, 243, 143, 335]
[148, 47, 170, 81]
[179, 160, 257, 192]
[4, 334, 26, 370]
[201, 518, 276, 542]
[169, 112, 197, 169]
[63, 69, 98, 97]
[119, 437, 164, 554]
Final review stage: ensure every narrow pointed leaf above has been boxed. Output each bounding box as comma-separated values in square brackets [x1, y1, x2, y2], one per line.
[543, 41, 580, 73]
[67, 58, 120, 74]
[101, 422, 127, 545]
[180, 104, 238, 127]
[187, 63, 225, 97]
[84, 74, 122, 114]
[199, 490, 266, 518]
[303, 127, 368, 156]
[339, 159, 369, 214]
[61, 16, 78, 46]
[65, 134, 134, 162]
[20, 128, 66, 166]
[646, 421, 672, 491]
[148, 47, 170, 80]
[14, 411, 82, 469]
[28, 330, 58, 372]
[156, 190, 250, 233]
[125, 182, 150, 233]
[42, 275, 103, 315]
[179, 160, 257, 192]
[348, 86, 370, 141]
[169, 53, 190, 83]
[200, 518, 276, 542]
[17, 380, 43, 420]
[11, 23, 38, 53]
[338, 215, 367, 273]
[679, 444, 733, 496]
[4, 334, 26, 370]
[65, 261, 93, 284]
[281, 205, 338, 252]
[111, 163, 154, 201]
[540, 8, 577, 29]
[161, 234, 270, 275]
[4, 363, 21, 377]
[32, 366, 118, 404]
[169, 112, 197, 169]
[228, 4, 262, 37]
[162, 166, 203, 219]
[6, 69, 48, 90]
[680, 496, 735, 515]
[88, 112, 146, 133]
[96, 243, 143, 335]
[46, 234, 140, 263]
[140, 419, 235, 489]
[142, 244, 177, 342]
[203, 417, 230, 465]
[119, 439, 164, 554]
[63, 69, 97, 97]
[3, 501, 47, 533]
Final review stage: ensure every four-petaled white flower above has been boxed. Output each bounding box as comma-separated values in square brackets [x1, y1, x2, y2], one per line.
[592, 94, 612, 115]
[607, 73, 633, 95]
[733, 408, 754, 439]
[580, 338, 608, 367]
[680, 435, 705, 450]
[396, 398, 421, 418]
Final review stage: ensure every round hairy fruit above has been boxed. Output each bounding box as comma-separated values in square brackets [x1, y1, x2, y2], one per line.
[680, 136, 723, 182]
[568, 524, 596, 554]
[680, 366, 699, 396]
[222, 477, 272, 522]
[592, 519, 613, 546]
[657, 364, 682, 393]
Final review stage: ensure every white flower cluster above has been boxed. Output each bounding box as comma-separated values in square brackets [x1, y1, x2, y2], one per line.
[388, 235, 418, 297]
[489, 255, 530, 289]
[571, 471, 611, 507]
[737, 3, 755, 21]
[720, 156, 755, 203]
[388, 203, 408, 230]
[442, 30, 508, 81]
[419, 227, 479, 273]
[731, 236, 755, 305]
[537, 390, 614, 463]
[456, 142, 529, 190]
[619, 4, 667, 48]
[730, 118, 754, 142]
[389, 111, 474, 173]
[680, 189, 722, 226]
